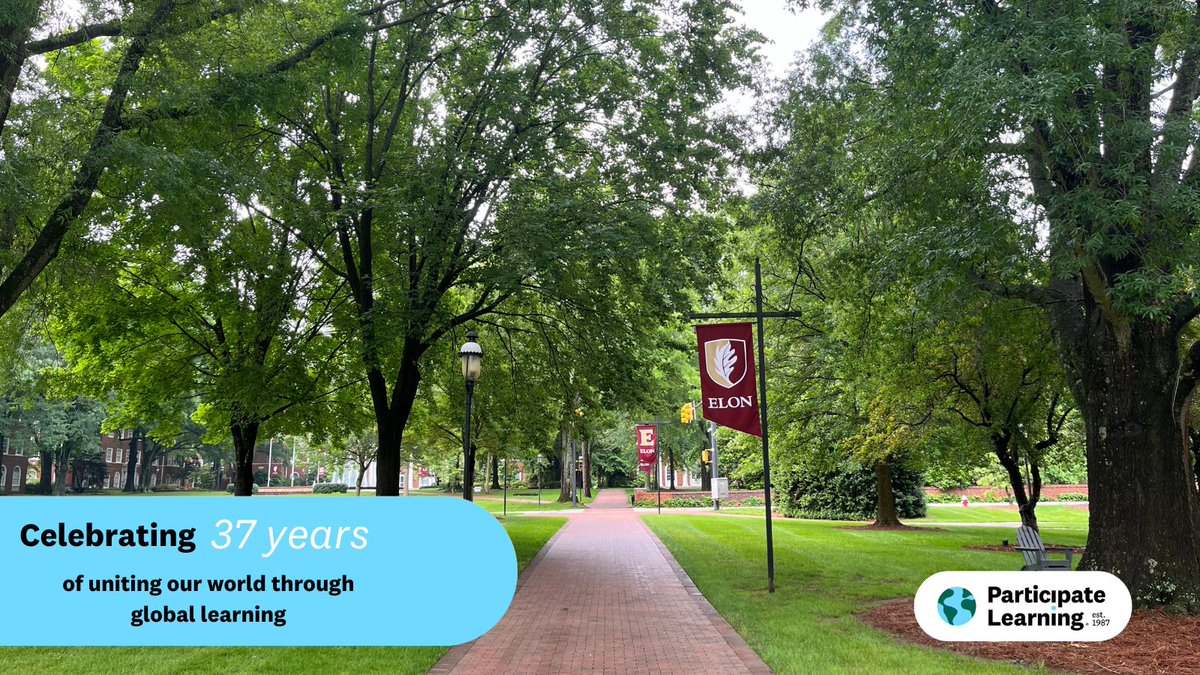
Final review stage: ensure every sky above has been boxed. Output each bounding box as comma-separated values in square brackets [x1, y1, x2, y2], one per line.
[737, 0, 829, 77]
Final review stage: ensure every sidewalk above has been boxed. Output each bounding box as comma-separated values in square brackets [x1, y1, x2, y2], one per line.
[430, 489, 770, 674]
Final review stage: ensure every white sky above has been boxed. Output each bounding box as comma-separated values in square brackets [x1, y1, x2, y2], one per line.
[737, 0, 828, 77]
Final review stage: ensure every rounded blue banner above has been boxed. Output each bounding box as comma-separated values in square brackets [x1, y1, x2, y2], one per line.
[0, 497, 516, 646]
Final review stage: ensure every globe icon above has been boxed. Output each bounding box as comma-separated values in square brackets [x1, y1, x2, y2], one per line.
[937, 587, 976, 626]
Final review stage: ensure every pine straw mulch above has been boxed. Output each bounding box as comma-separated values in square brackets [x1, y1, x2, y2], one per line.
[862, 599, 1200, 674]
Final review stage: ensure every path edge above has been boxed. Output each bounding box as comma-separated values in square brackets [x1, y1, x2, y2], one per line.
[638, 517, 774, 675]
[427, 518, 572, 674]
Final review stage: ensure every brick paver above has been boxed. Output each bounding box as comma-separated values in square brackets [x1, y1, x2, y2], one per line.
[430, 489, 771, 674]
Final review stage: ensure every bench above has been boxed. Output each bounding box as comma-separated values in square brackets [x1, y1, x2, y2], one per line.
[1015, 525, 1073, 570]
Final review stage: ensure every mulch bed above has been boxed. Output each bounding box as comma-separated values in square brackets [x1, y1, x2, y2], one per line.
[862, 599, 1200, 674]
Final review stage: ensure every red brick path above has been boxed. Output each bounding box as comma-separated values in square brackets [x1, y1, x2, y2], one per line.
[430, 489, 771, 674]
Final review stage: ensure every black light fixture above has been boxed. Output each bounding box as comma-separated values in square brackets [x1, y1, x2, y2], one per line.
[459, 330, 482, 501]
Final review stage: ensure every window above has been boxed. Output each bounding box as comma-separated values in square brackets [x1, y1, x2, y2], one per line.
[12, 466, 21, 490]
[106, 448, 112, 463]
[114, 472, 122, 488]
[0, 465, 6, 490]
[104, 474, 110, 489]
[115, 449, 122, 464]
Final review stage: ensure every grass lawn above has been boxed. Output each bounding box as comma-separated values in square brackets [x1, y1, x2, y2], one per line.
[915, 504, 1089, 527]
[0, 515, 566, 674]
[644, 515, 1087, 674]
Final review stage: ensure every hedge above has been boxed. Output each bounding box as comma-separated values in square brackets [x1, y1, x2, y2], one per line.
[776, 461, 926, 520]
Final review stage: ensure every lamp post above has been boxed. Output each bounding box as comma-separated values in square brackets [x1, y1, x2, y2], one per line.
[266, 436, 274, 488]
[460, 330, 483, 501]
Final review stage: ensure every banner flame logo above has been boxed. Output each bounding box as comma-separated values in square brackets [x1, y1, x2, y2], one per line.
[704, 339, 747, 388]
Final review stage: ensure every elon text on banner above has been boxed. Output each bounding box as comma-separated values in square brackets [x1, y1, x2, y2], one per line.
[695, 323, 762, 437]
[636, 425, 657, 473]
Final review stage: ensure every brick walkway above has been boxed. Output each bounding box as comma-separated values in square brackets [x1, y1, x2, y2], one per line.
[430, 489, 770, 674]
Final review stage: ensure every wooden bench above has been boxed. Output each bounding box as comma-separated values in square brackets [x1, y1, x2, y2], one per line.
[1015, 525, 1073, 570]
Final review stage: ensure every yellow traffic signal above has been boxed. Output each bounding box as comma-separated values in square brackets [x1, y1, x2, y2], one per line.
[680, 402, 694, 424]
[701, 449, 710, 464]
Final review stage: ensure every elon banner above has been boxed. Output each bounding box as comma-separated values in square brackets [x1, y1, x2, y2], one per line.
[636, 425, 657, 473]
[695, 323, 762, 437]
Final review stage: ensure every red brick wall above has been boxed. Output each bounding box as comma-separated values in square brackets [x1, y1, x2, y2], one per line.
[924, 484, 1088, 499]
[632, 489, 766, 506]
[2, 454, 30, 493]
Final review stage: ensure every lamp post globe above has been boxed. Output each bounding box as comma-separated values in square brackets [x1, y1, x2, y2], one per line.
[460, 330, 482, 501]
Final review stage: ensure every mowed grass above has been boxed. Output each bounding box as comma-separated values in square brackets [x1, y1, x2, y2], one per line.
[915, 504, 1089, 527]
[0, 515, 566, 675]
[644, 515, 1088, 674]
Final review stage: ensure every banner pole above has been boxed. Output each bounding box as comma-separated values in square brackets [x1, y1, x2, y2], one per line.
[756, 256, 775, 593]
[710, 420, 720, 511]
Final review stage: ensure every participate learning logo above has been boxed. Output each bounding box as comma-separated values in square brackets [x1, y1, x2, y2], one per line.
[937, 587, 977, 626]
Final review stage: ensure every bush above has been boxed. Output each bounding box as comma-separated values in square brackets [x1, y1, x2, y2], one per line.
[1055, 492, 1088, 502]
[926, 493, 961, 503]
[313, 482, 348, 494]
[737, 496, 764, 507]
[151, 485, 186, 492]
[662, 496, 713, 508]
[225, 483, 259, 494]
[776, 461, 927, 520]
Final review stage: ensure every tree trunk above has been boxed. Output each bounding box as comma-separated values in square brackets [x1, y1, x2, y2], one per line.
[37, 450, 52, 494]
[355, 465, 364, 496]
[53, 446, 69, 495]
[0, 0, 39, 137]
[992, 432, 1041, 530]
[123, 427, 142, 492]
[558, 427, 571, 502]
[583, 438, 592, 498]
[231, 420, 261, 496]
[1067, 322, 1200, 605]
[490, 452, 500, 490]
[873, 459, 900, 527]
[373, 346, 422, 496]
[700, 458, 711, 492]
[212, 457, 221, 490]
[667, 444, 675, 491]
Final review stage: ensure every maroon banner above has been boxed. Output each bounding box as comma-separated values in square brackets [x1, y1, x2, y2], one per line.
[636, 425, 658, 473]
[695, 323, 762, 437]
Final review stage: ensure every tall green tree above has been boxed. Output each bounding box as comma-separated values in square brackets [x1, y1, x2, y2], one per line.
[0, 0, 424, 322]
[262, 0, 756, 494]
[790, 0, 1200, 603]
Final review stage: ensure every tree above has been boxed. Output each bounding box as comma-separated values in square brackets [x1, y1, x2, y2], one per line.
[264, 0, 756, 495]
[792, 0, 1200, 604]
[929, 298, 1074, 530]
[0, 1, 432, 321]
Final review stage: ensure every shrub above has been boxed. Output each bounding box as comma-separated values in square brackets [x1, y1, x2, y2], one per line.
[662, 496, 713, 508]
[1056, 492, 1088, 502]
[926, 493, 962, 503]
[313, 482, 348, 494]
[225, 483, 259, 494]
[776, 461, 927, 520]
[151, 485, 185, 492]
[737, 496, 764, 507]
